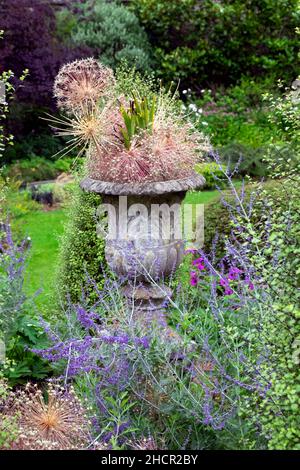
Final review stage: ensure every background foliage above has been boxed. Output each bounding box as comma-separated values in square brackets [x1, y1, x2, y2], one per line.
[72, 0, 152, 72]
[0, 0, 90, 162]
[131, 0, 300, 90]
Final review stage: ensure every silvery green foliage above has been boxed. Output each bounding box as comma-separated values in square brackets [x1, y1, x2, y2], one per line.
[73, 0, 152, 72]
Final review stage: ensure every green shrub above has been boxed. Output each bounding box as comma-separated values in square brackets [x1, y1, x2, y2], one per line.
[252, 85, 300, 450]
[184, 77, 281, 148]
[73, 0, 152, 72]
[4, 156, 73, 183]
[56, 185, 106, 304]
[203, 178, 295, 256]
[238, 171, 300, 449]
[195, 162, 227, 189]
[3, 129, 66, 164]
[201, 157, 300, 449]
[264, 76, 300, 146]
[185, 78, 289, 175]
[219, 143, 270, 177]
[131, 0, 300, 88]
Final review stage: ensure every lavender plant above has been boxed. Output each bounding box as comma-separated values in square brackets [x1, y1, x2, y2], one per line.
[35, 148, 299, 449]
[0, 223, 51, 384]
[32, 273, 151, 449]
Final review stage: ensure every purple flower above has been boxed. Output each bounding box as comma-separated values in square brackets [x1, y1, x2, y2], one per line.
[219, 278, 233, 296]
[228, 266, 242, 280]
[190, 271, 198, 286]
[135, 336, 150, 348]
[192, 257, 205, 271]
[224, 286, 234, 296]
[245, 276, 255, 290]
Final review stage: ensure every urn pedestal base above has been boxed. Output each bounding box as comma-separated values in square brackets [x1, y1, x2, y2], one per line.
[80, 173, 206, 337]
[123, 283, 183, 342]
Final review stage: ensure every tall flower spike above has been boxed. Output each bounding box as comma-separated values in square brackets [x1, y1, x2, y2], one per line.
[54, 58, 115, 114]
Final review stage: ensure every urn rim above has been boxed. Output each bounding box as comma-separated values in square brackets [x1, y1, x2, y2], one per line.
[80, 172, 206, 196]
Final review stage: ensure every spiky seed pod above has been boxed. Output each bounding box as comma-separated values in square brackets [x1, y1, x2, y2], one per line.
[88, 122, 210, 183]
[7, 383, 91, 450]
[54, 58, 115, 114]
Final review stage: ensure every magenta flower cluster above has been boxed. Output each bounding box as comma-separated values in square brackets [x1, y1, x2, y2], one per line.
[219, 266, 254, 295]
[189, 255, 255, 296]
[190, 257, 205, 286]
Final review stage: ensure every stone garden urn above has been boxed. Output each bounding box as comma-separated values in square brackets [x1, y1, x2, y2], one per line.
[80, 172, 205, 330]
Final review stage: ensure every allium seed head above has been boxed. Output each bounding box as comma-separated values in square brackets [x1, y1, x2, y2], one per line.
[54, 58, 115, 113]
[7, 383, 91, 450]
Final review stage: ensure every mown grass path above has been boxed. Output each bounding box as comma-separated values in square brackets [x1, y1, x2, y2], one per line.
[21, 208, 66, 314]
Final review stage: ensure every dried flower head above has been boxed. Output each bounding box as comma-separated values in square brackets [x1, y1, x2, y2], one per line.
[88, 138, 150, 183]
[52, 62, 211, 182]
[88, 120, 210, 183]
[8, 383, 91, 450]
[129, 436, 160, 450]
[54, 58, 115, 113]
[45, 103, 122, 159]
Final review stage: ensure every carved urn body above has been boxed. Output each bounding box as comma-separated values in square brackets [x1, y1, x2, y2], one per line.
[80, 173, 205, 324]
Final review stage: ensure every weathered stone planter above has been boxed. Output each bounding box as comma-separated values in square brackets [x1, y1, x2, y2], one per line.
[80, 173, 205, 331]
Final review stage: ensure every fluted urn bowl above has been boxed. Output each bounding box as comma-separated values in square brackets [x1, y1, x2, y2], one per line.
[80, 172, 205, 317]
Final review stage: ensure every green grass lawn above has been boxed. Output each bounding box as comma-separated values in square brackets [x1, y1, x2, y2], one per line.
[14, 187, 223, 315]
[184, 188, 220, 205]
[20, 208, 66, 314]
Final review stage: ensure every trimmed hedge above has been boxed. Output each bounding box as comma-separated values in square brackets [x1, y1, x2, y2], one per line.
[56, 186, 106, 305]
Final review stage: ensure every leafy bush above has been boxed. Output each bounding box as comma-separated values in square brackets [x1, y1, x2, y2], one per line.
[264, 76, 300, 146]
[184, 77, 281, 148]
[4, 156, 73, 183]
[203, 176, 296, 256]
[218, 143, 270, 177]
[131, 0, 300, 88]
[200, 154, 300, 449]
[243, 178, 299, 448]
[3, 131, 66, 164]
[73, 0, 152, 72]
[195, 162, 227, 189]
[203, 196, 229, 256]
[56, 185, 106, 304]
[184, 78, 290, 176]
[252, 83, 300, 450]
